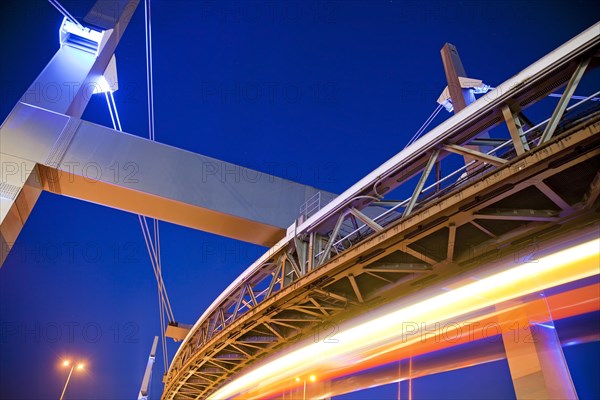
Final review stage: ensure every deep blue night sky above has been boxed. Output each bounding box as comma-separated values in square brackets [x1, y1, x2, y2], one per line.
[1, 1, 599, 399]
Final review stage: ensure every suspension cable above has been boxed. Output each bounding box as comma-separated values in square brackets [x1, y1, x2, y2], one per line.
[145, 0, 156, 142]
[104, 93, 117, 131]
[140, 216, 175, 322]
[47, 0, 84, 29]
[404, 103, 443, 149]
[549, 93, 600, 101]
[138, 215, 174, 320]
[373, 103, 444, 197]
[103, 95, 174, 317]
[143, 0, 170, 372]
[109, 91, 122, 132]
[103, 81, 173, 371]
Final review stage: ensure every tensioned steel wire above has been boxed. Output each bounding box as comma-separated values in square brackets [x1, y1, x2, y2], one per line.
[100, 0, 174, 373]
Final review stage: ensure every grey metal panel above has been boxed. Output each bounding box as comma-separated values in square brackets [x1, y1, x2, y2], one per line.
[1, 103, 70, 163]
[0, 154, 42, 266]
[20, 45, 98, 115]
[65, 118, 328, 228]
[84, 0, 138, 30]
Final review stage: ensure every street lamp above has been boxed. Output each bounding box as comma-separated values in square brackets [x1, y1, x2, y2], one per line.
[295, 375, 316, 400]
[60, 360, 85, 400]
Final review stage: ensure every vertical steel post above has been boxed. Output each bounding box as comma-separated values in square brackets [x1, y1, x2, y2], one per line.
[0, 0, 139, 266]
[138, 336, 159, 400]
[498, 297, 577, 399]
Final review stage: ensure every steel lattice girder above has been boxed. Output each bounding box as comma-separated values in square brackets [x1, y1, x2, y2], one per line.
[164, 23, 600, 397]
[163, 113, 600, 398]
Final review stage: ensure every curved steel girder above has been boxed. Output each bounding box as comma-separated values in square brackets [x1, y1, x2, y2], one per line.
[164, 115, 600, 399]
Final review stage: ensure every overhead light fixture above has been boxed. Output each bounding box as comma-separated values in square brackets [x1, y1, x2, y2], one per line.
[59, 17, 106, 57]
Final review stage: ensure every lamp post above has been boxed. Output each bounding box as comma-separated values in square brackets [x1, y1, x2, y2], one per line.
[295, 374, 316, 400]
[59, 360, 85, 400]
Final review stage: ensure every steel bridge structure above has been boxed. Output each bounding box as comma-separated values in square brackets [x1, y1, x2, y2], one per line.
[163, 22, 600, 400]
[1, 1, 599, 399]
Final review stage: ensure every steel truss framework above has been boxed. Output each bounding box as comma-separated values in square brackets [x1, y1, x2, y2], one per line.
[0, 2, 597, 397]
[164, 33, 600, 399]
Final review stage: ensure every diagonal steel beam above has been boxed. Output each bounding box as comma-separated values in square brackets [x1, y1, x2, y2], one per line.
[0, 0, 139, 266]
[444, 144, 507, 166]
[349, 207, 383, 232]
[403, 149, 440, 217]
[398, 245, 438, 266]
[318, 211, 349, 266]
[245, 284, 257, 307]
[535, 182, 572, 211]
[583, 170, 600, 209]
[540, 58, 590, 143]
[231, 285, 247, 321]
[502, 105, 528, 155]
[364, 271, 394, 284]
[308, 298, 331, 317]
[470, 220, 497, 238]
[265, 262, 282, 299]
[263, 322, 284, 340]
[347, 274, 364, 303]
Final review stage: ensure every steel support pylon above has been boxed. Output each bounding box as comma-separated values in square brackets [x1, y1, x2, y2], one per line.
[0, 0, 335, 266]
[498, 297, 578, 399]
[0, 0, 140, 265]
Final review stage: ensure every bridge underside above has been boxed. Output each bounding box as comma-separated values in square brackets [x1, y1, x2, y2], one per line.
[164, 110, 600, 399]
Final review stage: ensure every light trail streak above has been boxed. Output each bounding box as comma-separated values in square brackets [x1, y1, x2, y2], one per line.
[210, 238, 600, 399]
